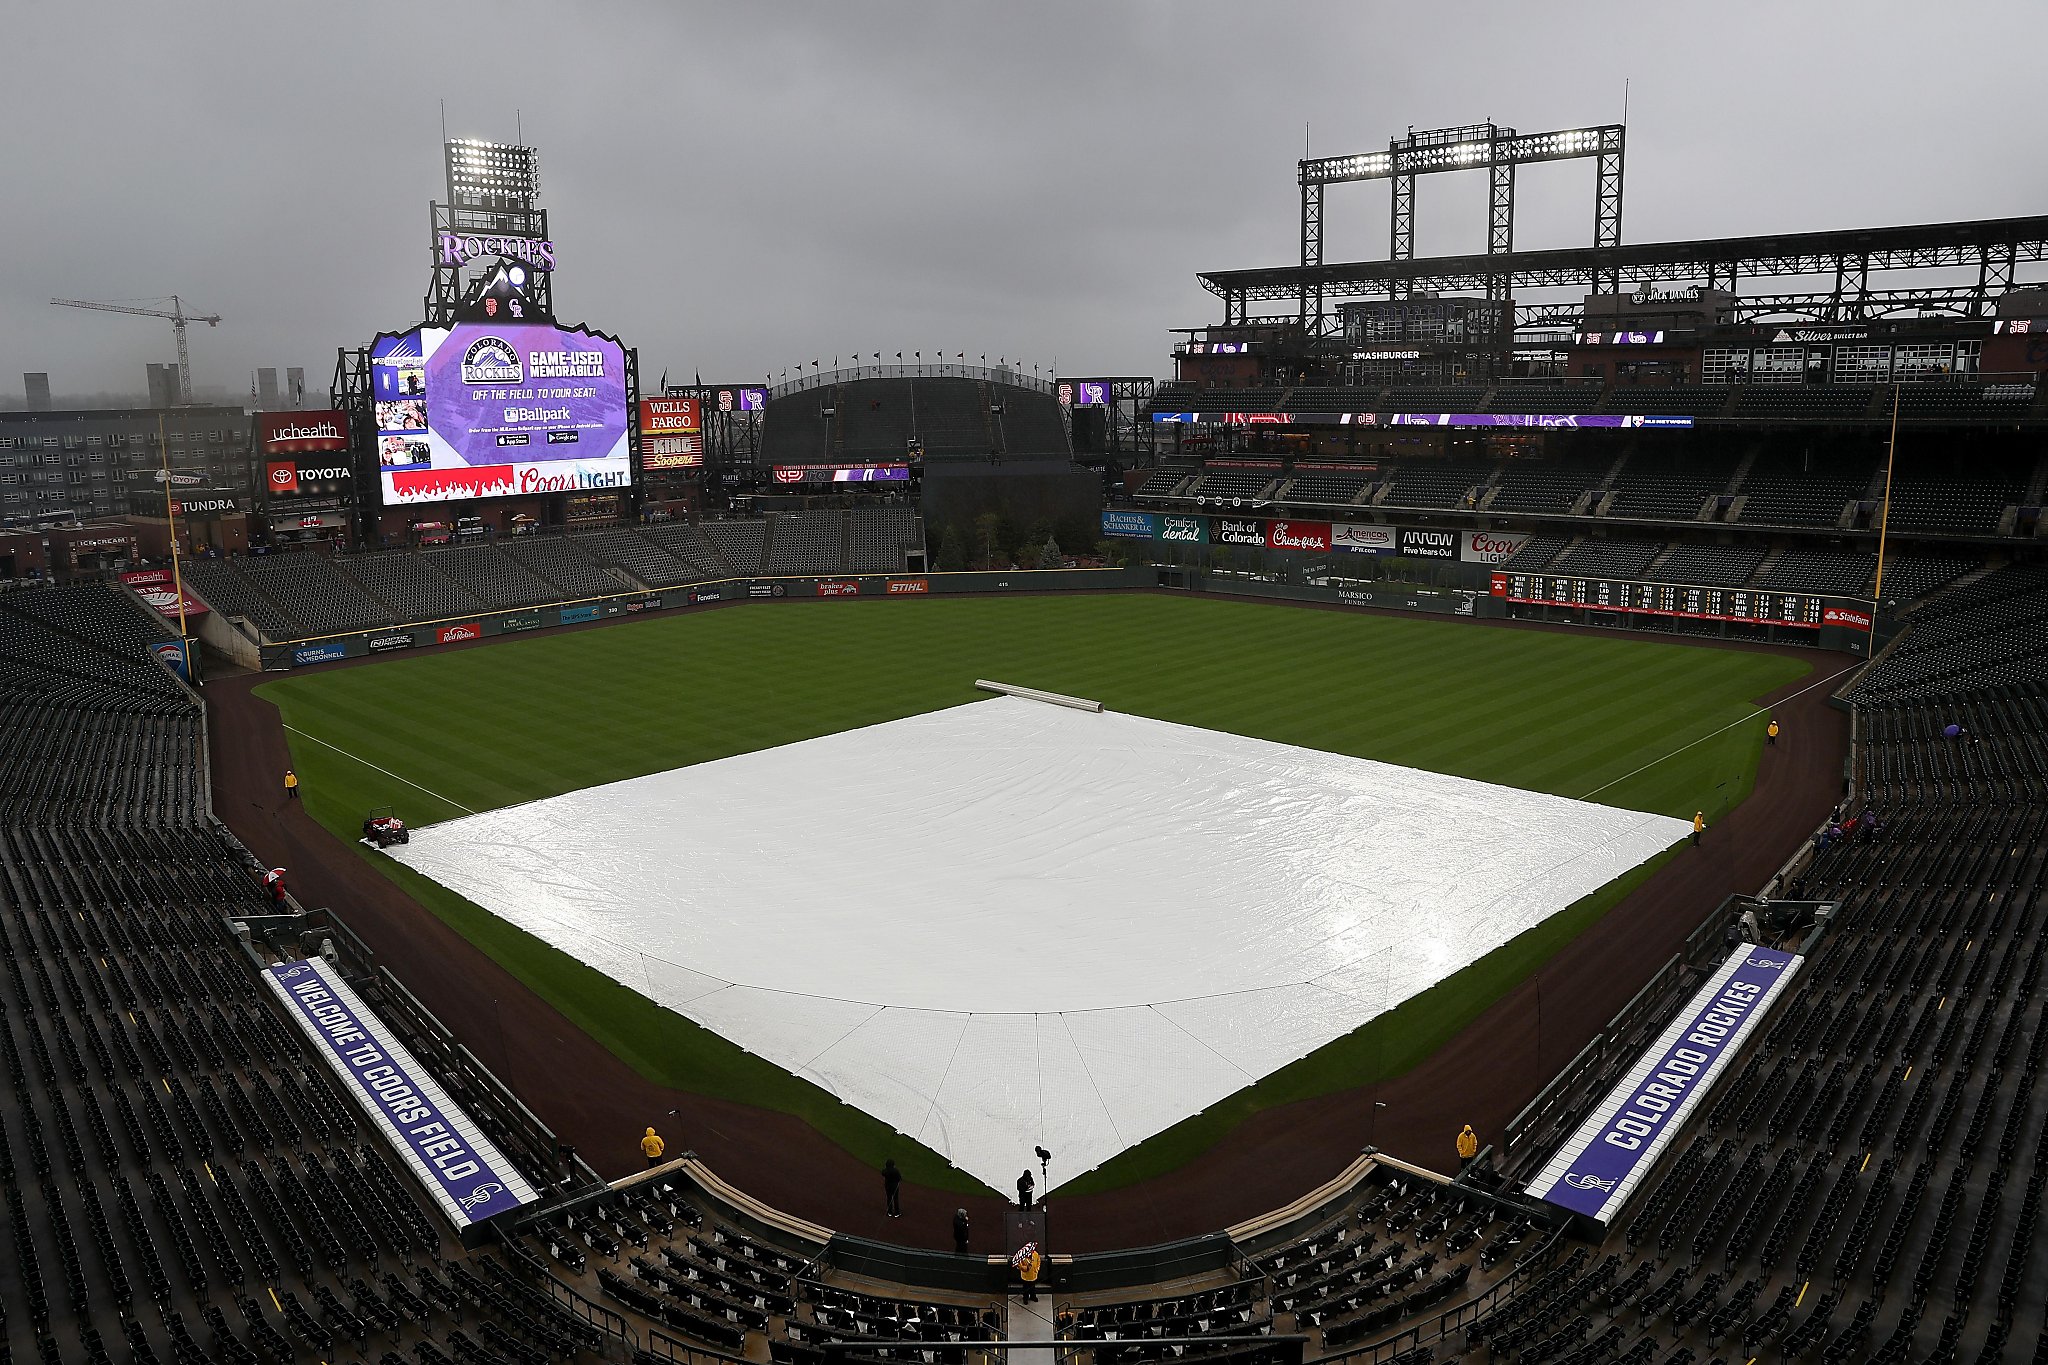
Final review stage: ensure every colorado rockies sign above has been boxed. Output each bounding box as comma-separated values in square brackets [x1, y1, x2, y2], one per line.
[1529, 943, 1802, 1224]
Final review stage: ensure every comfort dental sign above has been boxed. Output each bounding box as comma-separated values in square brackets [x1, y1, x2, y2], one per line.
[262, 958, 537, 1227]
[1530, 944, 1801, 1224]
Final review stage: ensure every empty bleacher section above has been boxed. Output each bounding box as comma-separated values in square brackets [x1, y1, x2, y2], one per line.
[847, 506, 921, 572]
[0, 585, 626, 1365]
[1279, 469, 1372, 506]
[1884, 471, 2027, 535]
[699, 519, 767, 575]
[1732, 383, 1878, 420]
[502, 534, 625, 600]
[1851, 563, 2048, 699]
[1487, 381, 1607, 414]
[762, 371, 1070, 462]
[237, 552, 397, 637]
[764, 510, 846, 575]
[1753, 548, 1876, 596]
[839, 378, 917, 459]
[1381, 386, 1489, 413]
[1547, 538, 1663, 580]
[1378, 461, 1494, 510]
[335, 550, 485, 623]
[421, 541, 565, 610]
[1870, 552, 1975, 606]
[1487, 455, 1606, 514]
[1193, 468, 1280, 503]
[1644, 542, 1767, 587]
[1500, 535, 1568, 571]
[913, 377, 993, 457]
[1601, 384, 1731, 417]
[177, 559, 299, 639]
[566, 527, 707, 590]
[1603, 448, 1741, 521]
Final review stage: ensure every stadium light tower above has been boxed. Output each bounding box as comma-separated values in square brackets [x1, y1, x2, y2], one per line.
[428, 137, 550, 324]
[1294, 121, 1626, 336]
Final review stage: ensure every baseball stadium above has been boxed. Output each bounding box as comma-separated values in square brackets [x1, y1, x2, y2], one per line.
[4, 98, 2048, 1365]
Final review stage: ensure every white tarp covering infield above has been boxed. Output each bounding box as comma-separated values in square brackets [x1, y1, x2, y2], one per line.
[390, 695, 1689, 1189]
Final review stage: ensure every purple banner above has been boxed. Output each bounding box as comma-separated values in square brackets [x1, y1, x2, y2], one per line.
[1385, 413, 1694, 429]
[263, 958, 536, 1227]
[1533, 945, 1799, 1221]
[1152, 411, 1694, 430]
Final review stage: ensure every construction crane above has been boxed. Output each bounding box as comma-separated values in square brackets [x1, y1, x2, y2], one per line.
[50, 295, 222, 405]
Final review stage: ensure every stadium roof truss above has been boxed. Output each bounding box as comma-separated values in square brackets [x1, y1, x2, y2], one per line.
[1208, 213, 2048, 335]
[1295, 121, 1627, 337]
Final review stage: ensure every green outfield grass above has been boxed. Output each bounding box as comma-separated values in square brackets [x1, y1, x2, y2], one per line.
[257, 593, 1808, 1194]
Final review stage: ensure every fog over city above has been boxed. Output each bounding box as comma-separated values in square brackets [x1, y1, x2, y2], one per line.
[2, 1, 2041, 405]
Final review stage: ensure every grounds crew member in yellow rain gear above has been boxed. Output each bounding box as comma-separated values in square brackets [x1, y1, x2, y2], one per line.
[641, 1127, 666, 1167]
[1456, 1125, 1479, 1172]
[1693, 811, 1705, 845]
[1767, 719, 1780, 746]
[284, 769, 299, 801]
[1013, 1242, 1042, 1302]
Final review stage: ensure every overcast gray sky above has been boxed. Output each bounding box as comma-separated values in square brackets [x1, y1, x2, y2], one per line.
[3, 1, 2042, 405]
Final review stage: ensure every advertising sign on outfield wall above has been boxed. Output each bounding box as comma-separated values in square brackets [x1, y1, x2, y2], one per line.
[1461, 531, 1531, 564]
[1331, 523, 1397, 555]
[1101, 509, 1157, 539]
[1397, 528, 1459, 560]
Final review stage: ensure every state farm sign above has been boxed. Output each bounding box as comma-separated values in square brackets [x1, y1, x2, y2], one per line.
[1822, 605, 1873, 632]
[435, 622, 483, 644]
[1266, 520, 1331, 552]
[1460, 530, 1530, 564]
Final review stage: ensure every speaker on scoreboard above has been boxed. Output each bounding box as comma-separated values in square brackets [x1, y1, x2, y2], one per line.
[1072, 405, 1107, 455]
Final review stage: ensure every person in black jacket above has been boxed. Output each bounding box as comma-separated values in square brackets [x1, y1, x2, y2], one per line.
[953, 1208, 971, 1253]
[1017, 1169, 1035, 1210]
[882, 1159, 902, 1218]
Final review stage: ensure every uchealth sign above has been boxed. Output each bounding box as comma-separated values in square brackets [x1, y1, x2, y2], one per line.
[1332, 523, 1397, 555]
[1266, 520, 1331, 552]
[1397, 528, 1458, 560]
[1461, 530, 1530, 564]
[1530, 944, 1800, 1224]
[119, 570, 209, 620]
[257, 410, 349, 455]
